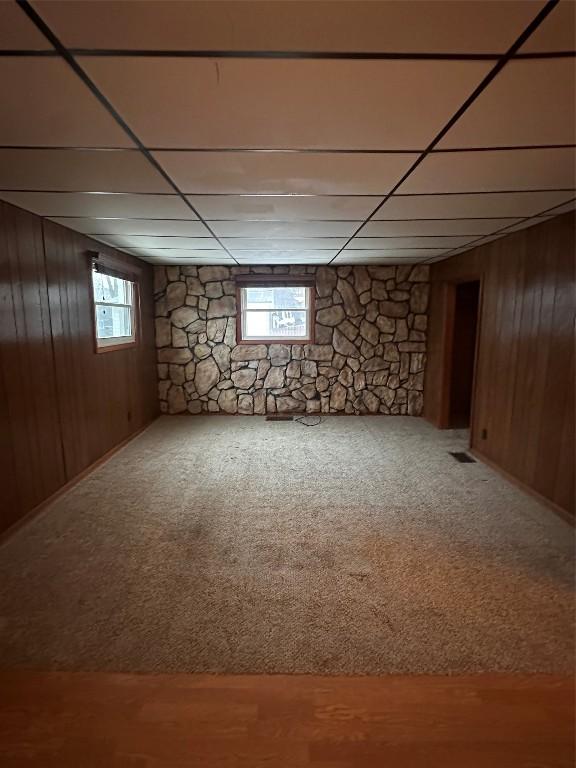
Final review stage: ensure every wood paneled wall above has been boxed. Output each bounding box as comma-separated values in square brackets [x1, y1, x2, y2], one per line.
[425, 212, 575, 516]
[0, 202, 158, 535]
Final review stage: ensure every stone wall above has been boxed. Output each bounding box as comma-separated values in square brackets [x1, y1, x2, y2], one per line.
[154, 264, 429, 415]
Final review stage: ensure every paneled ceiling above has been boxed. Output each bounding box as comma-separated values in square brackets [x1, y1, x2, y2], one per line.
[0, 0, 574, 266]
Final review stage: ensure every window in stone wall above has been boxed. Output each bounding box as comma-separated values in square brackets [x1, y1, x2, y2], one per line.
[237, 281, 314, 343]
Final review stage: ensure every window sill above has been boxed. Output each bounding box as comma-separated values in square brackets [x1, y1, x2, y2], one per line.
[95, 341, 137, 354]
[237, 338, 313, 346]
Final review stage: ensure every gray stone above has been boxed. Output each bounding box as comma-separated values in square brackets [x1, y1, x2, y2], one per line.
[184, 361, 196, 381]
[374, 386, 395, 408]
[367, 266, 395, 281]
[337, 278, 363, 317]
[171, 306, 199, 328]
[318, 366, 338, 378]
[257, 358, 271, 380]
[171, 327, 187, 347]
[361, 357, 387, 372]
[333, 328, 360, 358]
[253, 390, 266, 414]
[393, 319, 409, 342]
[276, 396, 305, 413]
[315, 375, 329, 392]
[269, 344, 291, 365]
[157, 363, 168, 380]
[408, 265, 429, 282]
[181, 266, 198, 277]
[185, 276, 203, 295]
[217, 379, 234, 390]
[410, 283, 429, 313]
[299, 383, 318, 400]
[353, 372, 366, 390]
[315, 323, 333, 344]
[205, 281, 223, 299]
[218, 389, 238, 413]
[187, 318, 206, 335]
[238, 394, 254, 414]
[359, 290, 372, 305]
[155, 318, 171, 347]
[169, 364, 185, 385]
[158, 380, 170, 400]
[316, 266, 337, 298]
[371, 280, 388, 300]
[195, 356, 220, 396]
[338, 367, 353, 387]
[264, 366, 285, 389]
[166, 281, 186, 311]
[330, 382, 347, 411]
[167, 384, 187, 414]
[232, 367, 257, 389]
[379, 300, 409, 318]
[300, 359, 317, 377]
[398, 342, 426, 352]
[360, 319, 379, 345]
[387, 374, 400, 390]
[187, 400, 203, 414]
[306, 399, 321, 414]
[304, 344, 333, 361]
[166, 266, 180, 282]
[158, 348, 193, 364]
[383, 343, 400, 362]
[333, 353, 346, 370]
[362, 390, 380, 413]
[317, 305, 345, 327]
[286, 360, 301, 378]
[413, 314, 427, 331]
[338, 319, 359, 342]
[222, 280, 235, 295]
[207, 295, 236, 318]
[354, 266, 371, 295]
[199, 266, 230, 283]
[407, 390, 424, 415]
[194, 343, 211, 359]
[231, 344, 268, 361]
[154, 267, 167, 294]
[212, 343, 231, 372]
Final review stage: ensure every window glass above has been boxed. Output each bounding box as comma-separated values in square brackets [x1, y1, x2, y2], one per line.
[240, 285, 311, 341]
[92, 270, 136, 348]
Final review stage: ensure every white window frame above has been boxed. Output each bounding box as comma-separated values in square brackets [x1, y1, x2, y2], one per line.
[238, 283, 314, 344]
[92, 267, 138, 352]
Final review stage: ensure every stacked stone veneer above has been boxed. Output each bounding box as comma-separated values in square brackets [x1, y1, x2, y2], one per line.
[155, 264, 429, 416]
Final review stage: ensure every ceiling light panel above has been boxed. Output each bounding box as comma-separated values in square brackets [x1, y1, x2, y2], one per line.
[81, 57, 490, 149]
[439, 60, 576, 148]
[362, 218, 523, 236]
[154, 151, 417, 195]
[0, 191, 196, 218]
[398, 148, 576, 194]
[376, 190, 576, 219]
[189, 195, 379, 221]
[46, 217, 212, 236]
[36, 0, 538, 53]
[0, 59, 134, 147]
[0, 149, 172, 193]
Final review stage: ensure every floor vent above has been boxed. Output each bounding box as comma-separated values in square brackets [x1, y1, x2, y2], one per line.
[265, 414, 294, 421]
[449, 451, 476, 463]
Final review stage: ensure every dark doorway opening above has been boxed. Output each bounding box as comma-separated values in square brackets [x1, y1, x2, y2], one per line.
[448, 280, 480, 429]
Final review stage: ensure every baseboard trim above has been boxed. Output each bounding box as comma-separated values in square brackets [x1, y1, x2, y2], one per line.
[470, 447, 574, 526]
[0, 418, 159, 546]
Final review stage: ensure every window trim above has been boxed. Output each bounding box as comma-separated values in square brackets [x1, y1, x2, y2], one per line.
[90, 252, 141, 354]
[235, 276, 316, 345]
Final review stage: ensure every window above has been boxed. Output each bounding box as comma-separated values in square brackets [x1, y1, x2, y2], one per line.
[238, 282, 313, 343]
[92, 268, 137, 350]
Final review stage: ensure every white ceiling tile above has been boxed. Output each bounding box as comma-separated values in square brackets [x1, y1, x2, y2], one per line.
[376, 190, 576, 219]
[95, 235, 220, 249]
[362, 218, 523, 236]
[398, 148, 576, 194]
[519, 0, 576, 52]
[221, 237, 347, 250]
[138, 256, 235, 265]
[125, 248, 227, 259]
[209, 220, 359, 237]
[340, 248, 447, 259]
[0, 191, 196, 218]
[189, 195, 378, 221]
[0, 2, 52, 49]
[229, 249, 339, 260]
[82, 57, 490, 149]
[0, 58, 133, 147]
[0, 149, 172, 192]
[333, 255, 427, 264]
[47, 217, 211, 235]
[439, 60, 575, 147]
[154, 151, 417, 194]
[349, 235, 474, 249]
[235, 256, 329, 265]
[36, 0, 538, 53]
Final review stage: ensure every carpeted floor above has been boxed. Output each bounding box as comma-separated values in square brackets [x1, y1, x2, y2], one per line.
[0, 416, 573, 675]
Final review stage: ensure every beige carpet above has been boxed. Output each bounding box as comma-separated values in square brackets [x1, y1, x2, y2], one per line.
[0, 416, 573, 675]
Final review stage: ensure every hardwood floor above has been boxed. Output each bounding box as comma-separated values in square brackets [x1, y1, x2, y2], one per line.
[0, 672, 573, 767]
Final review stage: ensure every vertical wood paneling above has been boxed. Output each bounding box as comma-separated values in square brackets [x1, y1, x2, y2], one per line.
[0, 201, 158, 535]
[424, 212, 575, 516]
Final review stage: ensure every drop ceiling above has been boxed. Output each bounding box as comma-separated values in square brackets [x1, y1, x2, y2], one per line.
[0, 0, 574, 266]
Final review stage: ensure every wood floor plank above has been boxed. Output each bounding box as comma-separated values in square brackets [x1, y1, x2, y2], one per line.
[0, 672, 573, 768]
